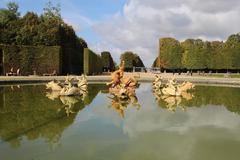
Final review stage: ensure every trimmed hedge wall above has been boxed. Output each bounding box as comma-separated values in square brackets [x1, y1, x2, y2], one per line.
[101, 51, 115, 72]
[153, 34, 240, 71]
[0, 44, 61, 75]
[61, 46, 84, 75]
[84, 48, 103, 75]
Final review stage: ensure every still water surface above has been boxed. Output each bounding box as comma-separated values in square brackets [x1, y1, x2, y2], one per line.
[1, 83, 240, 160]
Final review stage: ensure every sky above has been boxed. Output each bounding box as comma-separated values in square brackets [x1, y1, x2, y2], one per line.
[1, 0, 240, 66]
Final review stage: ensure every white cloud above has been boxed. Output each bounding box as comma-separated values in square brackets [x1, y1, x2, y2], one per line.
[60, 0, 95, 32]
[92, 0, 240, 66]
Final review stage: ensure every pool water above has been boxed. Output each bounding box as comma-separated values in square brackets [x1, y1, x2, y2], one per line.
[1, 83, 240, 160]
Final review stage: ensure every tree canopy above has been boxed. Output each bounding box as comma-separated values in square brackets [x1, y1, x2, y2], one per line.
[0, 1, 87, 48]
[120, 51, 145, 70]
[153, 34, 240, 71]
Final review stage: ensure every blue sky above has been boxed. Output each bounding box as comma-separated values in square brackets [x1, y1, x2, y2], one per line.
[0, 0, 126, 44]
[1, 0, 240, 66]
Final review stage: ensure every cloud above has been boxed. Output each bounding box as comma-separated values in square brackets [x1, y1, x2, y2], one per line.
[92, 0, 240, 66]
[60, 0, 95, 32]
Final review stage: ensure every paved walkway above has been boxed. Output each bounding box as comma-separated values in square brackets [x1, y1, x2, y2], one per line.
[0, 73, 240, 86]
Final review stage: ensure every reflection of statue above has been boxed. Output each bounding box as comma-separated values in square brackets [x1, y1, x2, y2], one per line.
[59, 96, 80, 116]
[46, 91, 60, 100]
[153, 75, 195, 112]
[108, 94, 141, 118]
[45, 75, 89, 116]
[161, 96, 182, 112]
[107, 61, 139, 100]
[152, 75, 163, 93]
[162, 77, 181, 96]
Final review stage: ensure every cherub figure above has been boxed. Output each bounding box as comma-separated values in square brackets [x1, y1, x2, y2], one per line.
[106, 61, 125, 87]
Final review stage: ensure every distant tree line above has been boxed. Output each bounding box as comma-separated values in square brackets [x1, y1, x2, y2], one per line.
[120, 51, 145, 71]
[152, 34, 240, 72]
[0, 1, 87, 48]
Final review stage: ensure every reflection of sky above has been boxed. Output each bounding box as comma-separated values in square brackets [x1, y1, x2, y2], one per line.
[2, 84, 240, 160]
[74, 83, 240, 139]
[123, 105, 240, 138]
[62, 83, 240, 160]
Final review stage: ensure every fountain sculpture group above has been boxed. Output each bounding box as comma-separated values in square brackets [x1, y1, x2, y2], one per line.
[107, 61, 141, 117]
[46, 75, 88, 96]
[152, 75, 195, 111]
[46, 75, 88, 116]
[45, 63, 195, 116]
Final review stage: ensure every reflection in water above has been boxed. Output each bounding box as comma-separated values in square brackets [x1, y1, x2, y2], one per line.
[153, 89, 194, 112]
[59, 96, 79, 116]
[108, 95, 141, 118]
[1, 84, 240, 160]
[154, 85, 240, 115]
[46, 91, 60, 100]
[0, 84, 107, 149]
[46, 91, 87, 117]
[152, 76, 195, 112]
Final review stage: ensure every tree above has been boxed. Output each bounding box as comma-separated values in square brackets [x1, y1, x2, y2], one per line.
[7, 2, 20, 17]
[101, 51, 115, 71]
[209, 41, 224, 70]
[224, 33, 240, 70]
[159, 38, 183, 69]
[43, 1, 61, 20]
[181, 39, 209, 70]
[0, 2, 20, 27]
[120, 51, 145, 71]
[16, 12, 39, 45]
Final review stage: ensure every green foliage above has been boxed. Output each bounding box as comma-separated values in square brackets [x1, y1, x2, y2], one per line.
[153, 34, 240, 70]
[101, 51, 115, 71]
[42, 1, 61, 20]
[159, 38, 183, 69]
[181, 39, 211, 69]
[0, 44, 61, 75]
[84, 48, 103, 75]
[0, 2, 19, 27]
[224, 34, 240, 69]
[0, 1, 86, 47]
[0, 1, 88, 75]
[120, 51, 145, 70]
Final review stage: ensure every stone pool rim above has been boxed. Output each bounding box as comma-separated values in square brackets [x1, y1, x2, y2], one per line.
[0, 74, 240, 86]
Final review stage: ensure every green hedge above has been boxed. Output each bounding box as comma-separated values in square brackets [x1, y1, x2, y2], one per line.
[101, 51, 115, 71]
[61, 46, 84, 75]
[84, 48, 103, 75]
[0, 44, 61, 75]
[120, 51, 145, 70]
[153, 33, 240, 70]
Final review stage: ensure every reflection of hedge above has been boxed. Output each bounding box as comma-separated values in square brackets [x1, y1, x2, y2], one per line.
[0, 44, 61, 75]
[0, 84, 105, 147]
[84, 48, 103, 75]
[157, 85, 240, 114]
[101, 51, 115, 71]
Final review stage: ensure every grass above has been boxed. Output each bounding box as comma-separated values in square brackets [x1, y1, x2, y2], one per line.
[207, 73, 240, 78]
